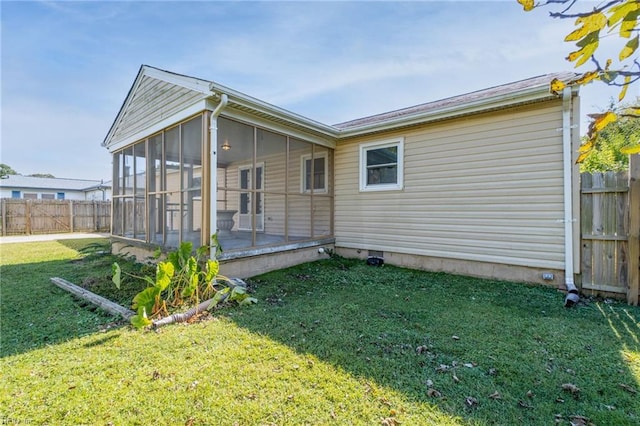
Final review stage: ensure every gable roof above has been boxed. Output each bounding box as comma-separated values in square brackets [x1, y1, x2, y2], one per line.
[0, 175, 106, 192]
[103, 66, 579, 149]
[102, 65, 213, 149]
[102, 65, 339, 150]
[333, 71, 578, 137]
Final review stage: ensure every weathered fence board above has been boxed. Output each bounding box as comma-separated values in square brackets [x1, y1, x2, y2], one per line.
[628, 155, 640, 305]
[0, 199, 111, 235]
[30, 201, 71, 233]
[581, 171, 629, 296]
[580, 158, 640, 305]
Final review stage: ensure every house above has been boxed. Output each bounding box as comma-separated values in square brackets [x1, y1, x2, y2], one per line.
[102, 65, 581, 290]
[0, 175, 112, 201]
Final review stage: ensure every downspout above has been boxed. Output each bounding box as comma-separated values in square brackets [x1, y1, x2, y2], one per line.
[209, 93, 228, 259]
[562, 87, 579, 307]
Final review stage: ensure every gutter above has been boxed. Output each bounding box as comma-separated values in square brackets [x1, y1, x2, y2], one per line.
[209, 81, 338, 138]
[561, 87, 579, 307]
[105, 68, 576, 151]
[209, 93, 228, 259]
[206, 80, 560, 143]
[336, 84, 559, 138]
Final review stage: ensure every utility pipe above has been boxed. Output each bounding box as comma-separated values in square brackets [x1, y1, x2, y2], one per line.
[562, 87, 579, 307]
[209, 93, 228, 259]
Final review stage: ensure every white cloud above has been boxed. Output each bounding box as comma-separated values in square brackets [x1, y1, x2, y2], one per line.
[2, 0, 638, 179]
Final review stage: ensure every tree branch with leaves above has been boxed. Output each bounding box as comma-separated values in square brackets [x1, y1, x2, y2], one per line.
[518, 0, 640, 161]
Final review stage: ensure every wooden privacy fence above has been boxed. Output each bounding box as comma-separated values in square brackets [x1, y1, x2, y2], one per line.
[0, 199, 111, 236]
[580, 156, 640, 305]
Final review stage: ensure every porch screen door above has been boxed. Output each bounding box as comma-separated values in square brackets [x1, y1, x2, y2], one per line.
[238, 164, 264, 231]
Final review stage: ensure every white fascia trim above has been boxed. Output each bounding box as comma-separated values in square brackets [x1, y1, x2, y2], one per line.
[212, 100, 336, 149]
[144, 66, 213, 95]
[105, 100, 208, 152]
[102, 68, 146, 147]
[209, 82, 338, 138]
[103, 66, 214, 148]
[338, 85, 566, 138]
[105, 71, 578, 153]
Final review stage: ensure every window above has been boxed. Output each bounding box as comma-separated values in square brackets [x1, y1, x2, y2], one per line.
[41, 193, 55, 200]
[191, 177, 201, 199]
[359, 138, 404, 191]
[11, 191, 20, 199]
[23, 193, 37, 199]
[301, 153, 327, 193]
[57, 192, 65, 200]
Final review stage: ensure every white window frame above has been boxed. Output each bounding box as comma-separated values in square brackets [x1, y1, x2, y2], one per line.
[237, 162, 265, 232]
[359, 138, 404, 192]
[300, 152, 328, 194]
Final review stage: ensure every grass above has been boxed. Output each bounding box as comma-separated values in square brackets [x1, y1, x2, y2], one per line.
[0, 238, 148, 356]
[1, 240, 639, 425]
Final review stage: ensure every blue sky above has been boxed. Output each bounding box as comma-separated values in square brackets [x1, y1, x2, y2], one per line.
[1, 0, 634, 180]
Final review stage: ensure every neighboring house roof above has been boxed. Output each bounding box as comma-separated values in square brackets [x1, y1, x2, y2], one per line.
[83, 180, 112, 192]
[103, 65, 579, 149]
[0, 175, 109, 192]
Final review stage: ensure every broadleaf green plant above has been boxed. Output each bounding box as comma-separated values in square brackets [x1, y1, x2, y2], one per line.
[111, 263, 121, 290]
[112, 235, 256, 329]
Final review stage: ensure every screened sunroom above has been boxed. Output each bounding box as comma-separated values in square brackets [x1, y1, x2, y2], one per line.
[110, 112, 334, 256]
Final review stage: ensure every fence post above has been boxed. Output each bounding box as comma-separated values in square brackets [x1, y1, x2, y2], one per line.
[627, 155, 639, 305]
[1, 199, 5, 236]
[25, 200, 32, 235]
[69, 200, 74, 233]
[93, 201, 98, 231]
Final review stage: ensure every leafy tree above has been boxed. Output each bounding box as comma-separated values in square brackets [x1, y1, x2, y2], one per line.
[579, 98, 640, 172]
[517, 0, 640, 160]
[0, 163, 17, 178]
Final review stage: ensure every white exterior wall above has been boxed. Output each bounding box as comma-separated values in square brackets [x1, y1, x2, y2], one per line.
[85, 188, 112, 201]
[0, 188, 88, 200]
[334, 100, 567, 271]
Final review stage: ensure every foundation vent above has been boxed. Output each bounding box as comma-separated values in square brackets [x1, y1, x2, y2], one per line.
[367, 250, 384, 266]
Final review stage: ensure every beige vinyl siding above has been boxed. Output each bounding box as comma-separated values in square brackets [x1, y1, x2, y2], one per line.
[312, 195, 332, 237]
[219, 155, 286, 235]
[334, 101, 566, 270]
[217, 148, 330, 238]
[112, 76, 205, 142]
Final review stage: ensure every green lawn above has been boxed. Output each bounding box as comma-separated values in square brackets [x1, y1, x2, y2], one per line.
[1, 239, 639, 425]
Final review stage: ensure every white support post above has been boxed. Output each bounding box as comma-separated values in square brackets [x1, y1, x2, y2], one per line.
[209, 94, 228, 259]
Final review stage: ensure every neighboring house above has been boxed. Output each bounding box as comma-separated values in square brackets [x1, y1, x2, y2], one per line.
[84, 181, 113, 201]
[102, 65, 581, 290]
[0, 175, 112, 201]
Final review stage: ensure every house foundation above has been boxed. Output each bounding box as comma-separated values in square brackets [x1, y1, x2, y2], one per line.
[112, 237, 335, 279]
[336, 247, 566, 288]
